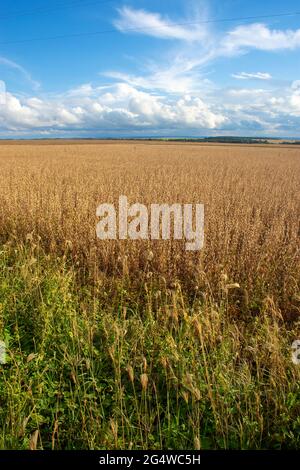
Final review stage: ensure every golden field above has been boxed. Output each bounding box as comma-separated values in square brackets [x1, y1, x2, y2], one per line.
[0, 141, 299, 309]
[0, 141, 299, 450]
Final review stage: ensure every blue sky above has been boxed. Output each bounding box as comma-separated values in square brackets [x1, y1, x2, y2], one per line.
[0, 0, 300, 137]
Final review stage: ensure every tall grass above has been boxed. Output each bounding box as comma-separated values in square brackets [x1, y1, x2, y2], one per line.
[0, 142, 299, 449]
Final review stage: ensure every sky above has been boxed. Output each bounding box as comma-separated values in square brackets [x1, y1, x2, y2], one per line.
[0, 0, 300, 138]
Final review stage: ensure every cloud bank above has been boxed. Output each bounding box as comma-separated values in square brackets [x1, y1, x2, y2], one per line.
[0, 80, 300, 136]
[0, 83, 226, 135]
[1, 5, 300, 137]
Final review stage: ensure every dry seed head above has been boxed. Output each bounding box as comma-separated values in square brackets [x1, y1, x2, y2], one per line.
[140, 373, 149, 390]
[27, 353, 38, 363]
[70, 371, 77, 385]
[194, 436, 201, 450]
[226, 283, 240, 290]
[65, 239, 73, 250]
[170, 310, 179, 324]
[161, 357, 168, 369]
[155, 290, 162, 299]
[192, 318, 202, 340]
[127, 365, 134, 383]
[122, 307, 127, 319]
[19, 416, 30, 437]
[185, 373, 194, 387]
[29, 430, 39, 451]
[147, 250, 154, 261]
[28, 257, 37, 266]
[113, 324, 121, 338]
[110, 419, 118, 439]
[192, 386, 201, 401]
[26, 233, 34, 242]
[108, 346, 116, 363]
[182, 391, 189, 403]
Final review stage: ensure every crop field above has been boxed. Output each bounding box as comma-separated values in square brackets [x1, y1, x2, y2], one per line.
[0, 141, 299, 450]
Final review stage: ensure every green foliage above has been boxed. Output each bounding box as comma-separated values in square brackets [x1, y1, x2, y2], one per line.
[0, 243, 299, 450]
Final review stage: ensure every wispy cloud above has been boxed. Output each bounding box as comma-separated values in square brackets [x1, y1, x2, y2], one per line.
[222, 23, 300, 53]
[103, 60, 213, 95]
[111, 6, 300, 100]
[110, 4, 216, 94]
[115, 6, 300, 53]
[232, 72, 272, 80]
[0, 56, 40, 90]
[114, 6, 207, 42]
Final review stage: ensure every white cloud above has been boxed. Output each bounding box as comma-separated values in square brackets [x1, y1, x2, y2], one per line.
[1, 79, 300, 136]
[222, 81, 300, 126]
[0, 81, 226, 134]
[114, 6, 207, 42]
[1, 4, 300, 136]
[232, 72, 272, 80]
[114, 6, 300, 55]
[103, 64, 213, 95]
[111, 6, 300, 108]
[222, 23, 300, 54]
[291, 80, 300, 91]
[289, 81, 300, 115]
[227, 88, 271, 97]
[0, 57, 40, 90]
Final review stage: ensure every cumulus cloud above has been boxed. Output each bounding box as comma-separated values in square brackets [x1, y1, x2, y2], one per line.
[232, 72, 272, 80]
[289, 81, 300, 115]
[1, 78, 300, 136]
[0, 82, 226, 134]
[222, 81, 300, 128]
[1, 4, 300, 137]
[291, 80, 300, 91]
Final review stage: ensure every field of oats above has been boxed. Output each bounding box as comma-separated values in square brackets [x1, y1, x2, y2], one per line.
[0, 141, 299, 450]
